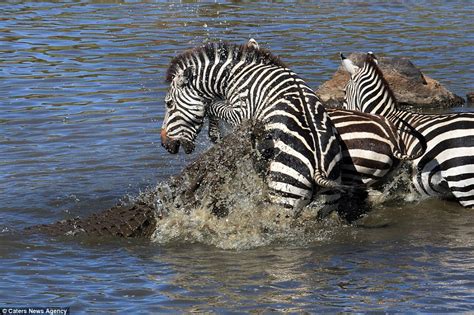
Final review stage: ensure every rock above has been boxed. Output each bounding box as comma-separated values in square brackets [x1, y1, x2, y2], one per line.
[317, 53, 465, 108]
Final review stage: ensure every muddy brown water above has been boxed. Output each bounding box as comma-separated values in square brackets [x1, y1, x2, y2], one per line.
[1, 2, 473, 312]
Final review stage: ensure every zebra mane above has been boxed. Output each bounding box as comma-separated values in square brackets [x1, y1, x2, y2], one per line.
[364, 53, 399, 109]
[166, 41, 287, 83]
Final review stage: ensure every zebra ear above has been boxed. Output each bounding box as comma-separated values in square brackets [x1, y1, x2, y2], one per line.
[247, 38, 260, 50]
[340, 53, 360, 75]
[174, 67, 194, 88]
[367, 51, 379, 65]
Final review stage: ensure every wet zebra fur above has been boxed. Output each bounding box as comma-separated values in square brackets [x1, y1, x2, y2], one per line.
[161, 41, 344, 212]
[326, 108, 423, 186]
[209, 104, 422, 186]
[342, 52, 474, 208]
[208, 102, 423, 220]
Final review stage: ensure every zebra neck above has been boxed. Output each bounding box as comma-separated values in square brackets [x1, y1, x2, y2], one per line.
[224, 63, 311, 120]
[354, 62, 399, 118]
[224, 62, 276, 117]
[364, 81, 397, 117]
[208, 100, 242, 126]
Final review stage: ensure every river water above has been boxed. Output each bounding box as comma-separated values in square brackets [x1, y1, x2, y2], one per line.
[1, 1, 473, 313]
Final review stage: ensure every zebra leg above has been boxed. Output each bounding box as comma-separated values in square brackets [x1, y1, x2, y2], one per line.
[208, 115, 221, 143]
[316, 187, 370, 222]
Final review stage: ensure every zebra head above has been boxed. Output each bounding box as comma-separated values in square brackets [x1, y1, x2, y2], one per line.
[161, 67, 207, 154]
[340, 52, 361, 111]
[340, 52, 379, 111]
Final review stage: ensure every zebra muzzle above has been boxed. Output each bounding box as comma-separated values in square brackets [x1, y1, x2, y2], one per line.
[161, 129, 179, 154]
[181, 140, 195, 154]
[160, 129, 195, 154]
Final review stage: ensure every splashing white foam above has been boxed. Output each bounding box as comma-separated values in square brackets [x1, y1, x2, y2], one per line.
[127, 159, 424, 250]
[132, 155, 340, 250]
[129, 122, 421, 250]
[368, 162, 423, 206]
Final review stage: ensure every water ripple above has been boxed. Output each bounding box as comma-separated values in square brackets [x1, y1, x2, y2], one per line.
[0, 1, 473, 312]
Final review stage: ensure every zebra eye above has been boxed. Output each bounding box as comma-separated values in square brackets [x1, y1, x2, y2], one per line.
[166, 99, 173, 109]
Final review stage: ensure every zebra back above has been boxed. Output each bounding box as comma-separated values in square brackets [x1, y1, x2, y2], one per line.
[327, 108, 423, 161]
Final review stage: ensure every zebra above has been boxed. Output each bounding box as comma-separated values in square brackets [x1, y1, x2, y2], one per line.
[208, 99, 424, 220]
[209, 100, 423, 186]
[207, 40, 423, 189]
[341, 52, 474, 208]
[161, 41, 344, 212]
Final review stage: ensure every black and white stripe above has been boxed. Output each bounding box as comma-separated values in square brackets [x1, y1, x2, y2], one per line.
[342, 52, 474, 208]
[210, 103, 422, 188]
[161, 41, 343, 211]
[327, 108, 422, 187]
[209, 102, 423, 221]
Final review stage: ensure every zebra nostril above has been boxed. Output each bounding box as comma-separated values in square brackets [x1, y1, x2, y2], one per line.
[181, 140, 195, 154]
[165, 140, 180, 154]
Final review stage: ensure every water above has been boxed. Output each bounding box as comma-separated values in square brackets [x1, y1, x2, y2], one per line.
[1, 1, 473, 312]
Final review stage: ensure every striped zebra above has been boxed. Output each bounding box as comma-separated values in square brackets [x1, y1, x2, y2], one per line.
[341, 52, 474, 208]
[209, 99, 423, 220]
[161, 41, 344, 212]
[208, 40, 423, 189]
[209, 101, 423, 187]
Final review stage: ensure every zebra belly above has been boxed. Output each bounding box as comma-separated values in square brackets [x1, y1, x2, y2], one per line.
[441, 155, 474, 208]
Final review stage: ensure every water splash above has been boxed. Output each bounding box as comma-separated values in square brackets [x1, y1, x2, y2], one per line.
[124, 120, 348, 250]
[126, 126, 423, 250]
[367, 162, 422, 206]
[131, 151, 339, 250]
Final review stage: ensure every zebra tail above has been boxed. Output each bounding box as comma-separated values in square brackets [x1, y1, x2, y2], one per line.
[392, 117, 427, 161]
[392, 147, 424, 161]
[313, 170, 339, 188]
[314, 170, 364, 191]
